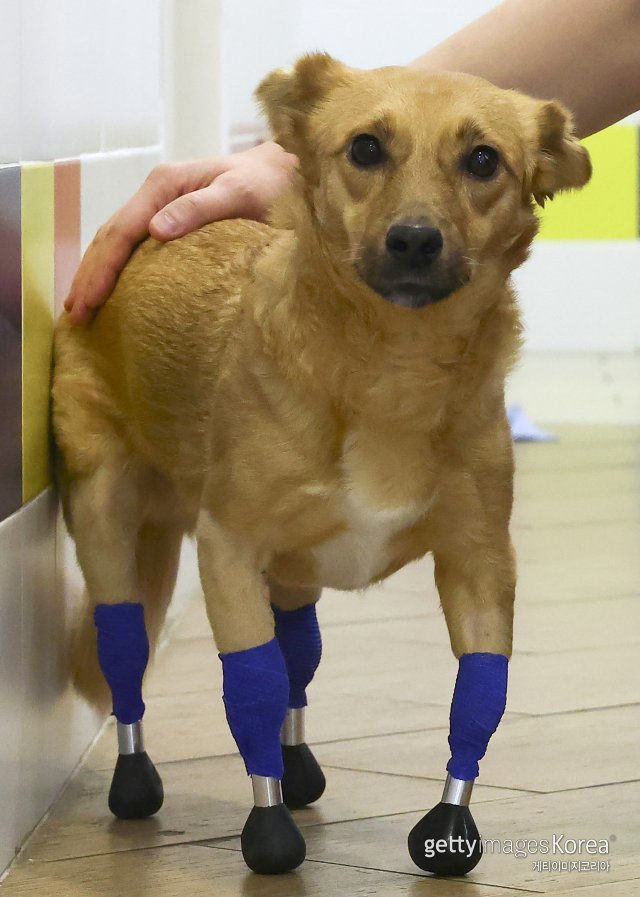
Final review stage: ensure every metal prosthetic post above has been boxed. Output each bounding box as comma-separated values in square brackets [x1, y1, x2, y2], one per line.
[220, 639, 306, 874]
[408, 653, 508, 876]
[94, 603, 163, 819]
[273, 603, 326, 809]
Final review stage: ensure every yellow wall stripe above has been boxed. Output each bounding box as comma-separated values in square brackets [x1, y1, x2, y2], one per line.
[21, 163, 55, 503]
[538, 125, 639, 241]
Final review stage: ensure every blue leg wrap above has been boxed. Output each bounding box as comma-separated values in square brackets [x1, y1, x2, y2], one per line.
[219, 639, 289, 779]
[272, 602, 322, 709]
[94, 602, 149, 725]
[447, 652, 508, 781]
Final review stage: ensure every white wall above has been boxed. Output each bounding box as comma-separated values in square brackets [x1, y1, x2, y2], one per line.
[295, 0, 498, 67]
[219, 0, 298, 151]
[514, 243, 640, 352]
[162, 0, 224, 161]
[0, 0, 162, 164]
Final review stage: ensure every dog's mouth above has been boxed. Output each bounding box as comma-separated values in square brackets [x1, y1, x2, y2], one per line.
[375, 279, 465, 309]
[356, 257, 471, 310]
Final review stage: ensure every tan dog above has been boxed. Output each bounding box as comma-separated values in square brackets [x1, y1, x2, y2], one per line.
[52, 54, 590, 875]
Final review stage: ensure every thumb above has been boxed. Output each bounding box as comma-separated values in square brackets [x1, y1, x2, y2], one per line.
[149, 174, 255, 240]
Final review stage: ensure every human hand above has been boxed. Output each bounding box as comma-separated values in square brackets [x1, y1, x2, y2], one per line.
[64, 141, 297, 324]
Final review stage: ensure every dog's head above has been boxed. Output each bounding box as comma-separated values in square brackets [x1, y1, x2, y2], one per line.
[257, 54, 591, 309]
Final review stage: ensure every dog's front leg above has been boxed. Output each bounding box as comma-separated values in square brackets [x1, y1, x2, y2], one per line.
[408, 427, 515, 877]
[196, 510, 305, 875]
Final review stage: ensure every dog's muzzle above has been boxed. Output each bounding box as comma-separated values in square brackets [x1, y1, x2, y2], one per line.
[358, 218, 469, 309]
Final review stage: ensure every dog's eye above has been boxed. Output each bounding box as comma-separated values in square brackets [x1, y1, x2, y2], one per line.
[466, 145, 500, 178]
[349, 134, 384, 167]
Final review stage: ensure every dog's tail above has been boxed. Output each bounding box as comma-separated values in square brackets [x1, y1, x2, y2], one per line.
[69, 522, 183, 712]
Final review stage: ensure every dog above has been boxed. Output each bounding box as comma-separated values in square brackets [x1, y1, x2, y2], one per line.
[52, 53, 590, 875]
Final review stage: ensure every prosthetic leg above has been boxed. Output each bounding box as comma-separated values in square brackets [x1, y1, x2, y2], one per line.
[197, 514, 309, 873]
[408, 653, 508, 874]
[219, 638, 305, 874]
[94, 602, 163, 819]
[273, 602, 326, 808]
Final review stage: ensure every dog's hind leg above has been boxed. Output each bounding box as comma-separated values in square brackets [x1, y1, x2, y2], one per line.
[269, 580, 326, 809]
[196, 510, 306, 875]
[68, 465, 177, 820]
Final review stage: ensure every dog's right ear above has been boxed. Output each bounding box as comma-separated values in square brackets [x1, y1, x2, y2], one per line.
[256, 53, 349, 154]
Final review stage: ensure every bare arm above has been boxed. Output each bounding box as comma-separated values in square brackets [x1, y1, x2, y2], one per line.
[411, 0, 640, 138]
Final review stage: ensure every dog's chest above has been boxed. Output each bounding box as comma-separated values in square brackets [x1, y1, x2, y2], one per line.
[309, 436, 432, 589]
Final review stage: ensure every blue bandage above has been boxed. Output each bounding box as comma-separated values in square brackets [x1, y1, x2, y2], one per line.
[273, 602, 322, 709]
[447, 652, 508, 781]
[220, 639, 289, 779]
[94, 602, 149, 725]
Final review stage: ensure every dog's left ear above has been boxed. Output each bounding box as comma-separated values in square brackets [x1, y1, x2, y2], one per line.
[527, 101, 592, 207]
[256, 53, 349, 155]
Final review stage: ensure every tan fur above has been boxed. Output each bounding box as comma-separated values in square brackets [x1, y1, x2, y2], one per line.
[52, 56, 590, 700]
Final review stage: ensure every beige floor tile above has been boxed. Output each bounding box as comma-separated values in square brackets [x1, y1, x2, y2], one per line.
[172, 587, 442, 641]
[380, 556, 436, 595]
[144, 637, 222, 698]
[318, 584, 441, 626]
[85, 695, 235, 769]
[513, 522, 640, 566]
[514, 440, 639, 474]
[2, 844, 536, 897]
[516, 556, 639, 605]
[553, 423, 640, 443]
[317, 704, 640, 792]
[312, 643, 457, 706]
[508, 646, 640, 713]
[21, 754, 517, 865]
[512, 490, 639, 529]
[320, 616, 449, 661]
[313, 639, 640, 716]
[169, 596, 209, 640]
[515, 467, 639, 500]
[512, 596, 640, 653]
[21, 755, 249, 864]
[560, 880, 640, 896]
[204, 781, 638, 893]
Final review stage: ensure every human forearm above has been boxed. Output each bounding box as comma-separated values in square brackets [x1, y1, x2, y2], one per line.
[411, 0, 640, 137]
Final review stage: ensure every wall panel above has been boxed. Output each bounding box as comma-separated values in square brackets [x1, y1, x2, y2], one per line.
[21, 163, 55, 504]
[0, 166, 22, 522]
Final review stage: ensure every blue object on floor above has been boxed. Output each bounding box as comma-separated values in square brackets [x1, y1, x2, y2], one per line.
[507, 404, 557, 443]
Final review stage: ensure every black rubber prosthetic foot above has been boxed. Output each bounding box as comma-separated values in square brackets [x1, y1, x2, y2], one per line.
[282, 743, 326, 809]
[408, 802, 483, 876]
[241, 804, 306, 874]
[108, 752, 164, 820]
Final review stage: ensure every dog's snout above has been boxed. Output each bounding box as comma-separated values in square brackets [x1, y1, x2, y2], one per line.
[385, 222, 443, 268]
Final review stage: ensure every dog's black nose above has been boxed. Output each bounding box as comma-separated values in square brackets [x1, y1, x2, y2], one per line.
[385, 223, 443, 268]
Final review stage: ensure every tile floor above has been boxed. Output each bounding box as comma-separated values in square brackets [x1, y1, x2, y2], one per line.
[1, 388, 639, 895]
